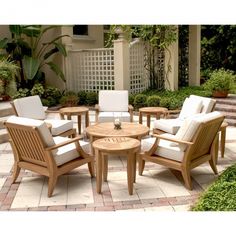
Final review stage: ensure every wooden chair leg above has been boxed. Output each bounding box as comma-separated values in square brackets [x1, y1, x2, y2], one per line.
[12, 163, 21, 183]
[138, 157, 145, 175]
[88, 161, 95, 177]
[48, 175, 58, 198]
[181, 168, 192, 190]
[209, 159, 218, 175]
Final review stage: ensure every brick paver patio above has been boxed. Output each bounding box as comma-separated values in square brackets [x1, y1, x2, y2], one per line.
[0, 110, 235, 211]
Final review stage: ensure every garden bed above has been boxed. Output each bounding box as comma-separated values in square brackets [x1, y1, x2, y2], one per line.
[192, 164, 236, 211]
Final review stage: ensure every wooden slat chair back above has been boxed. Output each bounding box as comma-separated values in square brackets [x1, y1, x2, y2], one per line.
[5, 117, 94, 197]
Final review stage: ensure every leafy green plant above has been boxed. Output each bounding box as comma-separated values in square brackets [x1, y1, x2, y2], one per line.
[0, 57, 19, 98]
[86, 92, 98, 106]
[203, 68, 236, 92]
[129, 94, 136, 106]
[192, 164, 236, 211]
[78, 90, 87, 105]
[146, 95, 161, 107]
[43, 86, 61, 103]
[134, 94, 147, 109]
[41, 97, 57, 107]
[12, 88, 30, 99]
[59, 91, 79, 107]
[0, 25, 69, 88]
[30, 83, 44, 97]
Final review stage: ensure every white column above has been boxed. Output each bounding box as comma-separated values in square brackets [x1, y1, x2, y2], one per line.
[189, 25, 201, 86]
[113, 28, 130, 91]
[165, 26, 178, 91]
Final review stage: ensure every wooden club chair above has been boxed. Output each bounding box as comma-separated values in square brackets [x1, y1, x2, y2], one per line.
[153, 95, 216, 135]
[5, 116, 95, 197]
[95, 90, 134, 123]
[140, 111, 224, 190]
[11, 95, 76, 137]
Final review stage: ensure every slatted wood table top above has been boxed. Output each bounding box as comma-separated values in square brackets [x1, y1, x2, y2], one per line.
[85, 122, 149, 139]
[92, 137, 140, 152]
[139, 107, 168, 114]
[59, 106, 89, 115]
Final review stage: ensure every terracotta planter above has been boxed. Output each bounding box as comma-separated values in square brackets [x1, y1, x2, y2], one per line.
[212, 90, 229, 98]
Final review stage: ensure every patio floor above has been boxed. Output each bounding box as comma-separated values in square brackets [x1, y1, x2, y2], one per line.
[0, 110, 235, 211]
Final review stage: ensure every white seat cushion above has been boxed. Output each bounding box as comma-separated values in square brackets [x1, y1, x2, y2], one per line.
[98, 112, 130, 123]
[99, 90, 129, 112]
[44, 119, 73, 136]
[189, 95, 216, 113]
[13, 95, 46, 120]
[179, 97, 203, 119]
[154, 118, 183, 134]
[53, 136, 91, 166]
[141, 136, 185, 162]
[6, 116, 55, 147]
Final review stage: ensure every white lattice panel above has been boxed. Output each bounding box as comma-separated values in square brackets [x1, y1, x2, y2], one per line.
[66, 48, 115, 92]
[129, 40, 149, 94]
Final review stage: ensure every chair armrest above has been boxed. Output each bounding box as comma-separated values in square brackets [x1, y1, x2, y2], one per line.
[95, 104, 100, 112]
[45, 135, 83, 151]
[152, 134, 193, 145]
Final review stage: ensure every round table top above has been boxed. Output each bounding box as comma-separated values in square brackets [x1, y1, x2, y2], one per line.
[86, 122, 149, 138]
[59, 106, 89, 114]
[139, 107, 168, 113]
[92, 137, 140, 152]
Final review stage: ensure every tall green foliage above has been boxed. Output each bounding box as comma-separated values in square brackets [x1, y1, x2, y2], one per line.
[105, 25, 177, 90]
[0, 25, 69, 88]
[201, 25, 236, 77]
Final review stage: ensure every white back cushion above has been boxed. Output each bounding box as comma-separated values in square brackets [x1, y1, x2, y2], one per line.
[175, 111, 223, 151]
[189, 95, 216, 113]
[13, 95, 46, 120]
[179, 97, 203, 119]
[6, 116, 55, 147]
[99, 90, 129, 112]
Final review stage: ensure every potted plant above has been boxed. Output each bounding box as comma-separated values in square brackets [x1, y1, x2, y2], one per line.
[0, 58, 19, 101]
[203, 68, 236, 98]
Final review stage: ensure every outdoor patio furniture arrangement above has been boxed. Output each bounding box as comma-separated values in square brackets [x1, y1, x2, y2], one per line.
[11, 95, 76, 137]
[95, 90, 134, 123]
[4, 116, 95, 197]
[140, 111, 224, 190]
[153, 95, 216, 135]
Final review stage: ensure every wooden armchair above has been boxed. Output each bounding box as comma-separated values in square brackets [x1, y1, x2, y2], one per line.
[140, 111, 224, 190]
[153, 95, 216, 135]
[11, 95, 76, 137]
[95, 90, 133, 123]
[5, 116, 95, 197]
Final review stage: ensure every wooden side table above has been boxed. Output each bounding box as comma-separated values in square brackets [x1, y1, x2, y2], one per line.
[139, 107, 168, 128]
[60, 107, 89, 134]
[93, 137, 141, 195]
[219, 122, 228, 158]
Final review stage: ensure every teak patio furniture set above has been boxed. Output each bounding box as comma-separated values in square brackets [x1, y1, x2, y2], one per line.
[4, 91, 226, 197]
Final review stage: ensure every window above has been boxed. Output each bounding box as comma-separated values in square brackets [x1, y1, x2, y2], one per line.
[73, 25, 88, 36]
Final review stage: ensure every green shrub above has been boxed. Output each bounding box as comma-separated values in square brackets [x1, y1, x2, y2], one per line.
[192, 164, 236, 211]
[86, 92, 98, 106]
[41, 97, 57, 107]
[146, 95, 161, 107]
[129, 94, 135, 106]
[203, 68, 236, 92]
[59, 91, 79, 107]
[134, 94, 147, 109]
[30, 83, 44, 97]
[12, 88, 30, 99]
[44, 86, 61, 101]
[78, 91, 87, 105]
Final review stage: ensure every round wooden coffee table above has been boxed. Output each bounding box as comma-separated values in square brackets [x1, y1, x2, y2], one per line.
[139, 107, 168, 128]
[86, 122, 149, 140]
[93, 137, 140, 195]
[59, 107, 89, 134]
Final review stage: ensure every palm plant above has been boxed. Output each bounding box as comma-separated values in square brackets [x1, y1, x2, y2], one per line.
[0, 25, 69, 88]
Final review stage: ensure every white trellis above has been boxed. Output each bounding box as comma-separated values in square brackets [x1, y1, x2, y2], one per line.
[66, 48, 115, 92]
[129, 39, 149, 94]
